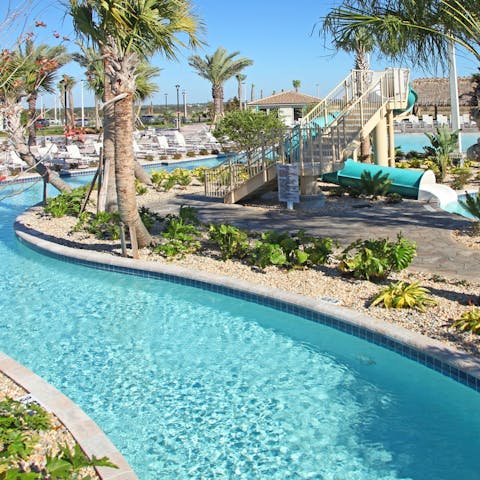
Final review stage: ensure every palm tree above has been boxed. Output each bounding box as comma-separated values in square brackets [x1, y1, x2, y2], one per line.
[292, 79, 301, 92]
[0, 47, 71, 192]
[19, 41, 70, 145]
[189, 47, 253, 123]
[322, 0, 480, 67]
[69, 0, 202, 250]
[58, 74, 76, 129]
[250, 83, 255, 102]
[236, 73, 246, 110]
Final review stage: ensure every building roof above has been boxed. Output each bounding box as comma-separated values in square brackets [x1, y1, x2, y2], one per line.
[411, 77, 476, 106]
[248, 90, 321, 107]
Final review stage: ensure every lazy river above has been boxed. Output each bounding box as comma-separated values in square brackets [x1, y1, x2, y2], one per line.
[1, 171, 480, 479]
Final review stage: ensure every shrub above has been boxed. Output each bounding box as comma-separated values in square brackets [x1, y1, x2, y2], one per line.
[211, 148, 220, 155]
[453, 307, 480, 334]
[186, 151, 196, 157]
[85, 211, 120, 240]
[199, 148, 209, 156]
[144, 154, 154, 162]
[173, 152, 182, 160]
[160, 154, 168, 160]
[385, 192, 403, 204]
[170, 168, 191, 187]
[135, 179, 148, 195]
[371, 281, 436, 312]
[191, 166, 206, 182]
[338, 234, 417, 281]
[249, 230, 333, 269]
[352, 170, 392, 199]
[154, 215, 201, 258]
[151, 169, 169, 187]
[44, 186, 88, 218]
[139, 206, 161, 232]
[208, 224, 249, 260]
[450, 168, 472, 190]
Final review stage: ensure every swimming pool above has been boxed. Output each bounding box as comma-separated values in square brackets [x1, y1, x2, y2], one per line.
[2, 176, 480, 479]
[396, 132, 479, 153]
[443, 192, 476, 219]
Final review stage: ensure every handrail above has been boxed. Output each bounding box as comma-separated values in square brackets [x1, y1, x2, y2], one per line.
[204, 68, 411, 199]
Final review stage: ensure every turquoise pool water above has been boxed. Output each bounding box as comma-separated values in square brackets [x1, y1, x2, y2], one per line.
[1, 175, 480, 479]
[396, 132, 479, 153]
[443, 193, 476, 219]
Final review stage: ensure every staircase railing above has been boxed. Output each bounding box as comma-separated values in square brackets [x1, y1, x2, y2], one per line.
[204, 68, 410, 198]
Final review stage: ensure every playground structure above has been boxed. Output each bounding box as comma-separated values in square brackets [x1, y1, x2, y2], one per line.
[204, 68, 417, 204]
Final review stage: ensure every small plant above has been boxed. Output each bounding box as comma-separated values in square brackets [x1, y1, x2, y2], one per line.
[199, 148, 209, 156]
[139, 206, 161, 232]
[338, 234, 416, 281]
[44, 186, 88, 218]
[191, 166, 206, 182]
[153, 213, 201, 258]
[160, 154, 168, 160]
[385, 192, 403, 204]
[208, 224, 249, 260]
[135, 179, 148, 195]
[371, 281, 437, 312]
[151, 169, 170, 188]
[450, 168, 472, 190]
[170, 168, 191, 187]
[250, 241, 287, 268]
[211, 148, 220, 155]
[85, 211, 120, 240]
[186, 151, 196, 157]
[172, 152, 182, 160]
[452, 307, 480, 334]
[351, 170, 392, 199]
[424, 126, 459, 181]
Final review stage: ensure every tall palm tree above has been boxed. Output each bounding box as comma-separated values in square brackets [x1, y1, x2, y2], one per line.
[58, 74, 76, 129]
[292, 79, 301, 92]
[69, 0, 202, 249]
[250, 83, 255, 102]
[189, 47, 253, 123]
[236, 73, 246, 110]
[322, 0, 480, 67]
[20, 41, 70, 145]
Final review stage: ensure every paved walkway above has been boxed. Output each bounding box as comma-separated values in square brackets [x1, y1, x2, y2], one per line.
[148, 191, 480, 282]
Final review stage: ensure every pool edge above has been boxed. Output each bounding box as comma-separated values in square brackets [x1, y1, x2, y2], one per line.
[13, 210, 480, 393]
[0, 352, 138, 480]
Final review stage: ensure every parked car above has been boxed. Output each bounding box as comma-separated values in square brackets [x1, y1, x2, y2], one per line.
[34, 118, 50, 128]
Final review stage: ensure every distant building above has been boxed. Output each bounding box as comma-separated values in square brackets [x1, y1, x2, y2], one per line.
[248, 90, 321, 126]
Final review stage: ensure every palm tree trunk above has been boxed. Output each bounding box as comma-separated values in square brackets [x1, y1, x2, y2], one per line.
[68, 88, 75, 127]
[212, 84, 223, 123]
[355, 47, 371, 163]
[94, 96, 101, 130]
[102, 64, 117, 213]
[114, 91, 152, 248]
[27, 93, 38, 146]
[237, 79, 242, 110]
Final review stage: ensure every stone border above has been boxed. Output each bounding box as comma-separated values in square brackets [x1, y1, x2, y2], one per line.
[0, 352, 137, 480]
[13, 211, 480, 390]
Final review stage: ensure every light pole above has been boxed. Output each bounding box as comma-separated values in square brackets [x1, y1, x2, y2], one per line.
[242, 82, 246, 110]
[182, 90, 187, 121]
[175, 84, 180, 130]
[164, 93, 168, 110]
[80, 80, 85, 128]
[448, 40, 462, 153]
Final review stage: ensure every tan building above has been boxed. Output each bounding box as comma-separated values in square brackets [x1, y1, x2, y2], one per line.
[248, 90, 321, 126]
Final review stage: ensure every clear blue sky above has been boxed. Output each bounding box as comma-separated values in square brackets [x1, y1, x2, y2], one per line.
[1, 0, 478, 109]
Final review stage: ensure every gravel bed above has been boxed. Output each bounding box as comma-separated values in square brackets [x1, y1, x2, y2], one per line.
[0, 371, 99, 478]
[19, 187, 480, 358]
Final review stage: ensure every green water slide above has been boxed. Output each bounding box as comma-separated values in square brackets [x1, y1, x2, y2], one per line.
[323, 159, 435, 198]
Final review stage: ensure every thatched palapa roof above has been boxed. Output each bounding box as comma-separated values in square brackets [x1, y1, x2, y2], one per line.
[248, 90, 321, 107]
[411, 77, 476, 106]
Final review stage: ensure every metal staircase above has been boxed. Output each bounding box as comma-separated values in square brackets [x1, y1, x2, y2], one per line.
[204, 68, 410, 203]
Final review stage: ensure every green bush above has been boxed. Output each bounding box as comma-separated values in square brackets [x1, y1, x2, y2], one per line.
[338, 234, 417, 281]
[191, 166, 206, 182]
[199, 148, 209, 156]
[173, 152, 182, 160]
[0, 397, 116, 478]
[139, 206, 161, 232]
[170, 168, 191, 187]
[352, 170, 392, 199]
[135, 178, 148, 195]
[208, 224, 249, 260]
[85, 211, 121, 240]
[44, 186, 88, 218]
[453, 307, 480, 334]
[186, 151, 196, 157]
[249, 230, 333, 269]
[385, 192, 403, 204]
[450, 168, 472, 190]
[151, 169, 169, 187]
[371, 281, 436, 312]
